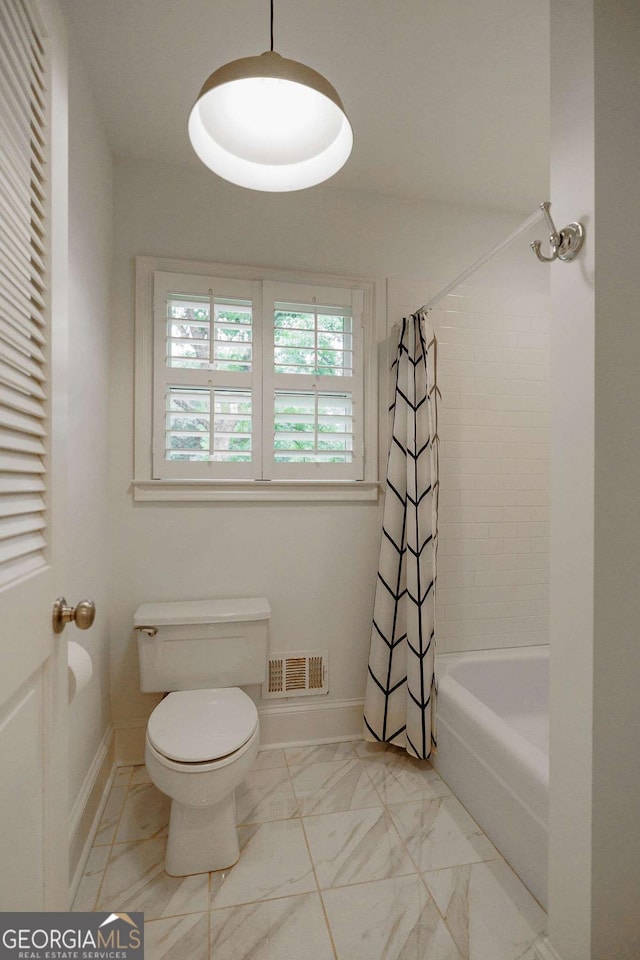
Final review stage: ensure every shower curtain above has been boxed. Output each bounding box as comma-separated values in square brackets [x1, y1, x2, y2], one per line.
[363, 312, 438, 760]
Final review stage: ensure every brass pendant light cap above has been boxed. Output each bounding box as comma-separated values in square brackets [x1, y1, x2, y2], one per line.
[194, 50, 348, 117]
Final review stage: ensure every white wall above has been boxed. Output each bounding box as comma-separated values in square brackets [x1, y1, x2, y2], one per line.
[391, 271, 550, 654]
[66, 40, 113, 845]
[547, 4, 595, 954]
[547, 1, 640, 957]
[109, 157, 549, 744]
[591, 1, 640, 949]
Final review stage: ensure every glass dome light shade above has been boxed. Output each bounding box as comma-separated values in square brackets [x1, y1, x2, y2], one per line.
[188, 51, 353, 192]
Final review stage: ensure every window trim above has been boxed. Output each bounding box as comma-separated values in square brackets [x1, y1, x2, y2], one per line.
[134, 256, 383, 501]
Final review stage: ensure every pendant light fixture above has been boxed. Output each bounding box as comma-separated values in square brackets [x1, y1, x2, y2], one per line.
[188, 0, 353, 192]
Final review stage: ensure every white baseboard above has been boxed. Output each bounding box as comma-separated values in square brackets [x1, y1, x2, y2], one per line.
[68, 723, 115, 904]
[113, 697, 366, 762]
[534, 937, 563, 960]
[258, 696, 364, 748]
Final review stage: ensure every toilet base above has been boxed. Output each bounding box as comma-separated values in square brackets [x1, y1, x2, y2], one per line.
[165, 792, 240, 876]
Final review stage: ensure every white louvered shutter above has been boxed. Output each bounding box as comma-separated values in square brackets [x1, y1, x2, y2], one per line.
[152, 272, 261, 480]
[0, 0, 48, 587]
[263, 282, 364, 480]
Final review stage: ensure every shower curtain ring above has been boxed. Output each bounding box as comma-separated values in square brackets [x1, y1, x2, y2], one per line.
[531, 201, 585, 263]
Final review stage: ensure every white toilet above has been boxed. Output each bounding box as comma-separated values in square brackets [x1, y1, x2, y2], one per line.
[134, 597, 271, 877]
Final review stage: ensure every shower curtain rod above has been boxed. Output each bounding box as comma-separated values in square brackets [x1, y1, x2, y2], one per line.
[420, 204, 547, 313]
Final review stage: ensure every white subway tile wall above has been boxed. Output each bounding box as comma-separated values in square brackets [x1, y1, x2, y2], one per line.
[389, 279, 550, 654]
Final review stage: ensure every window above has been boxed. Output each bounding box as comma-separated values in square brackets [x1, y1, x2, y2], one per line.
[135, 259, 380, 500]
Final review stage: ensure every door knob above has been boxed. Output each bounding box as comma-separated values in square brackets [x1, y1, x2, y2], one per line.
[52, 597, 96, 634]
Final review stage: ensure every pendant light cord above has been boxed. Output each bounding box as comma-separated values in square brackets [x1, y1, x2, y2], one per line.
[270, 0, 274, 51]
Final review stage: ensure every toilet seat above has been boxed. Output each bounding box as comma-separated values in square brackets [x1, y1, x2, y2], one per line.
[147, 688, 258, 763]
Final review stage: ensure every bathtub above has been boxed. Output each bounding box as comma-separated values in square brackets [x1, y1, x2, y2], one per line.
[432, 646, 549, 907]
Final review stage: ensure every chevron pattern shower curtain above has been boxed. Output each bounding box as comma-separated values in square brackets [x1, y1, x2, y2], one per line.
[364, 312, 438, 760]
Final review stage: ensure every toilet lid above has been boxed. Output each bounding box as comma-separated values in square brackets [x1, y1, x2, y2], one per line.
[147, 688, 258, 763]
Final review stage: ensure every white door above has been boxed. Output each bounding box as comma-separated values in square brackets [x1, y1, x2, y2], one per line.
[0, 0, 71, 910]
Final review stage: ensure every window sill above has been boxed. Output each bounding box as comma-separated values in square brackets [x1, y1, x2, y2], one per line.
[132, 479, 381, 502]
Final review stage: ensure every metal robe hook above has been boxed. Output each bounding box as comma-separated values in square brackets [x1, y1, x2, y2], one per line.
[531, 201, 585, 263]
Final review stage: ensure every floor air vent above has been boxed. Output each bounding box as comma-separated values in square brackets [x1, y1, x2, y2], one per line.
[263, 651, 329, 698]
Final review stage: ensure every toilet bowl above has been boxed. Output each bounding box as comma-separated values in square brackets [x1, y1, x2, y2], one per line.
[134, 598, 270, 876]
[144, 688, 260, 875]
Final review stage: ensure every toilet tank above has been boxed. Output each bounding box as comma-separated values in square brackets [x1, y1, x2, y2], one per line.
[134, 598, 271, 693]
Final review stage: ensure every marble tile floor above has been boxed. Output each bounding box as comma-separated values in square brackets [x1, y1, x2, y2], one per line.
[73, 740, 546, 960]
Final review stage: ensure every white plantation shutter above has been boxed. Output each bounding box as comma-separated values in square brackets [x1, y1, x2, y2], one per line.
[147, 270, 368, 485]
[0, 0, 48, 587]
[263, 282, 364, 480]
[152, 272, 260, 479]
[273, 391, 355, 462]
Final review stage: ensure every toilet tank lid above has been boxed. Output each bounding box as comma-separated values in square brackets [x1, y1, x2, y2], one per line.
[133, 597, 271, 626]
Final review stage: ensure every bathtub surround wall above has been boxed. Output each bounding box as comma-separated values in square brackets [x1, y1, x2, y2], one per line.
[66, 40, 113, 879]
[390, 271, 550, 654]
[109, 158, 548, 754]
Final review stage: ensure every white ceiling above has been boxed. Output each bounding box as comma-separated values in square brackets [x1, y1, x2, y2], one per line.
[62, 0, 549, 213]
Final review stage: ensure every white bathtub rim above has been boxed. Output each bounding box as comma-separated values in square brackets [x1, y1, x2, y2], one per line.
[436, 644, 549, 680]
[437, 674, 548, 823]
[436, 646, 549, 824]
[444, 653, 549, 738]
